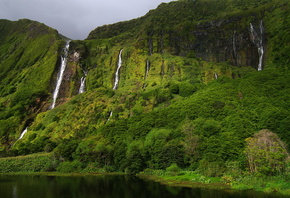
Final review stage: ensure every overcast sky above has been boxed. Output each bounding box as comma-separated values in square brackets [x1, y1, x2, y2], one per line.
[0, 0, 173, 40]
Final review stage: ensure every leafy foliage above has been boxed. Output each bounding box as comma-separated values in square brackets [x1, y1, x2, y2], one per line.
[1, 0, 290, 183]
[245, 129, 289, 176]
[0, 19, 62, 144]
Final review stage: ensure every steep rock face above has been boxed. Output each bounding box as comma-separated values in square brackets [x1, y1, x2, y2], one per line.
[48, 42, 85, 109]
[192, 19, 263, 68]
[2, 0, 290, 175]
[58, 49, 83, 98]
[87, 1, 269, 71]
[137, 16, 266, 71]
[0, 19, 64, 146]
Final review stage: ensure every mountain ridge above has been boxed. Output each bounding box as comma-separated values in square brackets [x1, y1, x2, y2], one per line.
[0, 0, 290, 177]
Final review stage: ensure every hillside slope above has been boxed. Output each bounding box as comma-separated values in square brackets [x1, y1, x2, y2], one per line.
[0, 19, 66, 147]
[0, 0, 290, 176]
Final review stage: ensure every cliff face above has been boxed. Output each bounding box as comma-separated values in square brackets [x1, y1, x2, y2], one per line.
[0, 0, 290, 166]
[189, 18, 264, 69]
[55, 0, 289, 102]
[137, 17, 264, 70]
[50, 43, 84, 108]
[73, 3, 269, 95]
[0, 19, 61, 146]
[86, 1, 272, 71]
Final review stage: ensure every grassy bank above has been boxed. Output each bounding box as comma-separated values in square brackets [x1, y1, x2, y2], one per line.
[1, 153, 290, 195]
[0, 153, 57, 173]
[138, 170, 229, 190]
[137, 168, 290, 196]
[230, 175, 290, 195]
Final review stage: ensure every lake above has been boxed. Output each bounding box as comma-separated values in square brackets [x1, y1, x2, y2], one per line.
[0, 174, 288, 198]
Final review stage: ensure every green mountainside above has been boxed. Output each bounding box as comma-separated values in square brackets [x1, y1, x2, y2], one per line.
[1, 0, 290, 178]
[0, 19, 62, 144]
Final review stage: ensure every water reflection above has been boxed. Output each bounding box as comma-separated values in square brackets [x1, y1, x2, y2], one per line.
[12, 185, 18, 198]
[0, 175, 288, 198]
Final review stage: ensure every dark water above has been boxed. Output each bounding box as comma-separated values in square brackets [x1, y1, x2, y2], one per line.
[0, 175, 288, 198]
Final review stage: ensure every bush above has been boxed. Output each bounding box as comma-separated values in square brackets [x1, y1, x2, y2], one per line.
[169, 82, 179, 94]
[54, 138, 79, 161]
[166, 163, 182, 176]
[197, 159, 225, 177]
[56, 161, 84, 173]
[179, 83, 197, 97]
[0, 153, 57, 173]
[245, 129, 289, 176]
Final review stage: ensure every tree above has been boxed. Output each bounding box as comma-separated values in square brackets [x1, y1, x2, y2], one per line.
[54, 138, 79, 161]
[180, 118, 199, 160]
[125, 140, 145, 174]
[245, 129, 289, 176]
[144, 128, 173, 169]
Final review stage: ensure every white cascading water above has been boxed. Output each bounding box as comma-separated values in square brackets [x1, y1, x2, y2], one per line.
[214, 72, 218, 80]
[250, 21, 264, 71]
[79, 71, 87, 94]
[51, 40, 70, 109]
[107, 111, 113, 123]
[18, 127, 28, 140]
[113, 49, 123, 90]
[145, 59, 150, 80]
[107, 49, 123, 122]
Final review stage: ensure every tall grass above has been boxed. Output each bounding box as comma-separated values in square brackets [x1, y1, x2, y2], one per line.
[0, 153, 58, 173]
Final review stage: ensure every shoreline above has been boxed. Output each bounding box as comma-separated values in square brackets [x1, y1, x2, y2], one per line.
[0, 171, 125, 177]
[137, 173, 231, 190]
[2, 171, 290, 196]
[137, 171, 290, 196]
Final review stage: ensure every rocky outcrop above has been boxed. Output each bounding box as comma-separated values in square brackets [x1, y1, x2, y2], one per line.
[144, 16, 265, 70]
[48, 42, 85, 109]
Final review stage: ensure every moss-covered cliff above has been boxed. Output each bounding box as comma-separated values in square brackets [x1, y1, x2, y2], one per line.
[0, 19, 64, 146]
[1, 0, 290, 177]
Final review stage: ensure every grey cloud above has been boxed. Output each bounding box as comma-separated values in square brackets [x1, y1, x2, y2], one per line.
[0, 0, 173, 40]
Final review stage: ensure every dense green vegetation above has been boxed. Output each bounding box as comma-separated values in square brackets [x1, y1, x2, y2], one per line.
[0, 19, 64, 148]
[1, 0, 290, 194]
[0, 153, 57, 173]
[8, 68, 290, 176]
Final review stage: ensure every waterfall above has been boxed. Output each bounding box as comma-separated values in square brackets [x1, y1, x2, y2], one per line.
[145, 59, 150, 80]
[108, 49, 123, 123]
[79, 71, 87, 94]
[51, 40, 70, 109]
[214, 72, 218, 80]
[18, 127, 28, 140]
[113, 49, 123, 90]
[107, 49, 123, 122]
[250, 21, 264, 71]
[106, 111, 113, 123]
[79, 77, 86, 94]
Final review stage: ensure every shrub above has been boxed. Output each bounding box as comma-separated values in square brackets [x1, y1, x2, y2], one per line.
[0, 153, 57, 173]
[166, 163, 182, 176]
[179, 82, 196, 97]
[56, 161, 84, 173]
[245, 129, 289, 176]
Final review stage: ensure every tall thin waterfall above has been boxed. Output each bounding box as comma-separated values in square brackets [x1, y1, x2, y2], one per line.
[107, 49, 123, 122]
[214, 72, 218, 80]
[79, 71, 87, 94]
[18, 127, 28, 140]
[145, 59, 150, 80]
[250, 21, 264, 71]
[106, 111, 113, 123]
[51, 40, 70, 109]
[113, 49, 123, 90]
